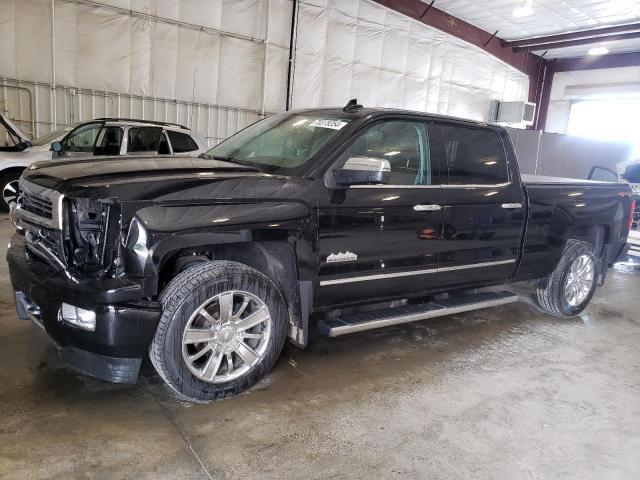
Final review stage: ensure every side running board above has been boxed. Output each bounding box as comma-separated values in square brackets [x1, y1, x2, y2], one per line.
[319, 291, 519, 337]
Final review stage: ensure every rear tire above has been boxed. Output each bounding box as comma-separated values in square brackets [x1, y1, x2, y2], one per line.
[536, 239, 598, 317]
[150, 261, 287, 402]
[0, 170, 23, 212]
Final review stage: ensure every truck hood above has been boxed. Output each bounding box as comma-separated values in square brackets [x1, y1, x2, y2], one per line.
[21, 155, 309, 204]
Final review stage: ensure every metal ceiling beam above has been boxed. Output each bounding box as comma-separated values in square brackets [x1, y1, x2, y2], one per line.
[504, 22, 640, 49]
[512, 31, 640, 52]
[552, 51, 640, 72]
[371, 0, 544, 103]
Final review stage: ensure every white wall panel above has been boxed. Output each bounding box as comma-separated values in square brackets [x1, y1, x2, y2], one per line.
[291, 0, 530, 122]
[0, 0, 290, 113]
[1, 0, 529, 144]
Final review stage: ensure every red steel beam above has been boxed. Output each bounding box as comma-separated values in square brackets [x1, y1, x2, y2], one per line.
[504, 22, 640, 49]
[553, 51, 640, 72]
[512, 30, 640, 52]
[371, 0, 544, 103]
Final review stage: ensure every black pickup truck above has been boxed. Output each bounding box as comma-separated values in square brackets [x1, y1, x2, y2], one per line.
[8, 102, 633, 401]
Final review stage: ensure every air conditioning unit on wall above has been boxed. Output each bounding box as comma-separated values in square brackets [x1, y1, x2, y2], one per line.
[490, 100, 536, 126]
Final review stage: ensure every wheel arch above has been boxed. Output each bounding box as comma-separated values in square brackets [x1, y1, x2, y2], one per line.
[155, 239, 310, 348]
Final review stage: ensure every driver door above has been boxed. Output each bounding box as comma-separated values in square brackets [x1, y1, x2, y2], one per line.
[316, 117, 445, 306]
[60, 122, 103, 158]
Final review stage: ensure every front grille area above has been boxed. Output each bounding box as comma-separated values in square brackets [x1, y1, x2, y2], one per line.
[22, 192, 53, 219]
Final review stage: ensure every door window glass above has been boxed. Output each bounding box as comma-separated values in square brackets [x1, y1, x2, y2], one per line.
[94, 127, 123, 156]
[589, 167, 618, 183]
[127, 127, 163, 153]
[338, 120, 431, 185]
[439, 125, 508, 185]
[63, 123, 102, 153]
[167, 131, 199, 153]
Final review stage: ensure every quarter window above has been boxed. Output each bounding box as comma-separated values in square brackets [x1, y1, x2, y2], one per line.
[439, 125, 508, 185]
[338, 120, 432, 185]
[127, 127, 163, 153]
[167, 131, 199, 153]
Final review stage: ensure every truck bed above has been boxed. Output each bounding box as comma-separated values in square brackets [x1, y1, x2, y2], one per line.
[515, 175, 632, 282]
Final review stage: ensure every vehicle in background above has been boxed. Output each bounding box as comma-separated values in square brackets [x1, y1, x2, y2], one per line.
[0, 114, 206, 211]
[620, 163, 640, 229]
[587, 165, 640, 230]
[7, 102, 633, 402]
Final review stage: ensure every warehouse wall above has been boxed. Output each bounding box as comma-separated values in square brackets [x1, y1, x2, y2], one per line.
[0, 0, 291, 144]
[0, 0, 529, 144]
[291, 0, 530, 120]
[507, 127, 632, 179]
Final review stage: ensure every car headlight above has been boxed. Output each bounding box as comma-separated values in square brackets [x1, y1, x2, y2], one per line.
[9, 202, 23, 231]
[126, 216, 150, 259]
[59, 303, 96, 331]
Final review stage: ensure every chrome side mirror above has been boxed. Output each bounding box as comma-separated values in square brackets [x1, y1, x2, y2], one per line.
[333, 157, 391, 186]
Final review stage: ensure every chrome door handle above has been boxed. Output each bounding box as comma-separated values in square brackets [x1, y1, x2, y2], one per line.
[413, 204, 442, 212]
[501, 203, 522, 209]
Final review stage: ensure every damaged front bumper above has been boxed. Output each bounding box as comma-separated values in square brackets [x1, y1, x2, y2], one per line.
[7, 233, 160, 384]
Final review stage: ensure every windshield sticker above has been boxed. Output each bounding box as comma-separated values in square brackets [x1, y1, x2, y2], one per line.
[309, 119, 348, 130]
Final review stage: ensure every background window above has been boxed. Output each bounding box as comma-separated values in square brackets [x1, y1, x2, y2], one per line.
[440, 125, 508, 185]
[94, 127, 123, 156]
[339, 121, 431, 185]
[127, 127, 163, 153]
[64, 123, 101, 153]
[167, 131, 199, 153]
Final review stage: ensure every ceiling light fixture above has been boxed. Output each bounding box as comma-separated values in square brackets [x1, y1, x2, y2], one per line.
[513, 0, 534, 18]
[588, 46, 609, 56]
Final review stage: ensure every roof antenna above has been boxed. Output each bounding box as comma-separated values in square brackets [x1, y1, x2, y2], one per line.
[343, 99, 363, 113]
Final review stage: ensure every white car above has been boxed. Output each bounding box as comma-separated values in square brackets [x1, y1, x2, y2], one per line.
[0, 114, 207, 211]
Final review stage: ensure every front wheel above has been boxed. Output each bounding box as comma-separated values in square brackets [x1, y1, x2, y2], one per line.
[536, 239, 598, 317]
[0, 171, 23, 212]
[150, 261, 287, 402]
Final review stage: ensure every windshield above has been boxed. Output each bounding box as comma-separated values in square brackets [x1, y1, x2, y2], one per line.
[203, 113, 351, 173]
[32, 125, 76, 146]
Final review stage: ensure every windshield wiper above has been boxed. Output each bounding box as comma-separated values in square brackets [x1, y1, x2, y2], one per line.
[199, 154, 261, 171]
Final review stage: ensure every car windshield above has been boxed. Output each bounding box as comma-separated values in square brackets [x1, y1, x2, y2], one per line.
[32, 125, 76, 146]
[202, 113, 351, 173]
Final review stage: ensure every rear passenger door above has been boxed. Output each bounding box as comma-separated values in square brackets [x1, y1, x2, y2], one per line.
[433, 122, 525, 288]
[125, 126, 171, 155]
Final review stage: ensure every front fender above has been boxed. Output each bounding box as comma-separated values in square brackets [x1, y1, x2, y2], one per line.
[124, 201, 313, 280]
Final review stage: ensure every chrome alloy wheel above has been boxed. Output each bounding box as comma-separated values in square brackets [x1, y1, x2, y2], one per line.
[2, 180, 21, 207]
[181, 290, 272, 383]
[564, 254, 595, 307]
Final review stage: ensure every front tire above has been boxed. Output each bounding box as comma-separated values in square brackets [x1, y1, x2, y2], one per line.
[150, 261, 287, 402]
[0, 170, 23, 212]
[536, 239, 598, 317]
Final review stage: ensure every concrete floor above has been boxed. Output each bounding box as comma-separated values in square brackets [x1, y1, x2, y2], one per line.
[1, 214, 639, 480]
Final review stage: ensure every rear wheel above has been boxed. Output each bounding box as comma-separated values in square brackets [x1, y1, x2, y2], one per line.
[536, 239, 597, 317]
[0, 171, 23, 212]
[150, 261, 287, 402]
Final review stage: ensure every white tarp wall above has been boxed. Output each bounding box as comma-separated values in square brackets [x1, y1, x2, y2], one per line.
[0, 0, 529, 144]
[291, 0, 530, 121]
[0, 0, 292, 144]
